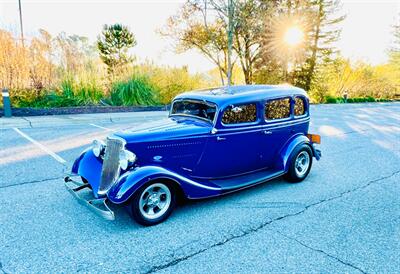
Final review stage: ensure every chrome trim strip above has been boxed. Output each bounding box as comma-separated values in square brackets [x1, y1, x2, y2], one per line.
[192, 166, 270, 180]
[168, 173, 221, 191]
[217, 118, 309, 132]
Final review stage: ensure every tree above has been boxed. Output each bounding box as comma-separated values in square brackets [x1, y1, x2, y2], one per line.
[255, 0, 345, 90]
[389, 17, 400, 69]
[314, 57, 398, 101]
[161, 2, 230, 85]
[29, 29, 54, 92]
[0, 30, 29, 90]
[162, 0, 269, 85]
[97, 24, 136, 77]
[56, 32, 90, 73]
[298, 0, 345, 91]
[233, 0, 267, 84]
[256, 1, 310, 83]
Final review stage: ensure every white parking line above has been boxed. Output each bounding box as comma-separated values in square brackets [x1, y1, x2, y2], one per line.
[13, 128, 67, 164]
[89, 123, 114, 131]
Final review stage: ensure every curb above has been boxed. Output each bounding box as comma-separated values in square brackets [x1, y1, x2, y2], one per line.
[0, 105, 170, 117]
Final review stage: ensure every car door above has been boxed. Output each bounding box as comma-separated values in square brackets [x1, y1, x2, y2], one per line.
[259, 97, 293, 169]
[193, 103, 265, 179]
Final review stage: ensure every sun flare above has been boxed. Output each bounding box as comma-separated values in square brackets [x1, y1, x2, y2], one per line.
[284, 26, 304, 46]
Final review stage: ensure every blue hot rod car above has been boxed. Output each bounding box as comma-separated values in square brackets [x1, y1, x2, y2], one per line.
[65, 85, 321, 226]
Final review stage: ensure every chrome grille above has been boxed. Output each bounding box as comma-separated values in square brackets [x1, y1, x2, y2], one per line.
[98, 137, 125, 195]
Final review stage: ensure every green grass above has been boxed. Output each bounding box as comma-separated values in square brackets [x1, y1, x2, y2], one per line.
[105, 75, 159, 106]
[60, 76, 104, 105]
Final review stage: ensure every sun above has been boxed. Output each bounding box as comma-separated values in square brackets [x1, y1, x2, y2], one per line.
[263, 15, 309, 64]
[284, 26, 304, 47]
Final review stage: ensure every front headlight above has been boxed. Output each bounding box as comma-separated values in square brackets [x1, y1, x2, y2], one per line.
[92, 139, 105, 157]
[119, 149, 136, 170]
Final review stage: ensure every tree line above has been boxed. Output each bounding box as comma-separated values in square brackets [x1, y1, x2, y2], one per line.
[0, 1, 399, 107]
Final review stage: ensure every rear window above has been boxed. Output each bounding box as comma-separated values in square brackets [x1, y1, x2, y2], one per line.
[171, 100, 216, 122]
[222, 104, 257, 124]
[294, 97, 306, 116]
[265, 98, 291, 120]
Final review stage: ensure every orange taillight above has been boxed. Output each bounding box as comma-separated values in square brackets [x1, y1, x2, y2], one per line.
[307, 134, 321, 144]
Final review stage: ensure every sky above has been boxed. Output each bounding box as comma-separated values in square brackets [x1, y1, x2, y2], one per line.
[0, 0, 399, 73]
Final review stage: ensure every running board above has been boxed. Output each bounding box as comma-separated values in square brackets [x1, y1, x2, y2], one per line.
[210, 169, 285, 191]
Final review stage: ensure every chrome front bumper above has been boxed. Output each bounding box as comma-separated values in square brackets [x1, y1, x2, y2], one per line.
[64, 176, 115, 221]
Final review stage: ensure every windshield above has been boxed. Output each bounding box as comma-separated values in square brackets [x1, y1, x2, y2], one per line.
[170, 100, 217, 123]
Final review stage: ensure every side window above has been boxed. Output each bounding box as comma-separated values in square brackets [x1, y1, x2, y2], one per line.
[265, 98, 291, 120]
[222, 103, 257, 124]
[294, 97, 306, 116]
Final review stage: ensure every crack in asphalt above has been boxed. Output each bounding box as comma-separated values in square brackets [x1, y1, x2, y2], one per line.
[232, 201, 304, 209]
[0, 260, 6, 274]
[0, 176, 63, 190]
[274, 230, 366, 273]
[145, 170, 400, 273]
[20, 117, 33, 128]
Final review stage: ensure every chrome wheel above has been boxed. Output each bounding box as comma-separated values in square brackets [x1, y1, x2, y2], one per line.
[295, 151, 310, 177]
[139, 183, 171, 220]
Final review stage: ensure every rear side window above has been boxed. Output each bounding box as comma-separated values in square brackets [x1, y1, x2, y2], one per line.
[222, 104, 257, 124]
[265, 98, 291, 120]
[294, 97, 306, 116]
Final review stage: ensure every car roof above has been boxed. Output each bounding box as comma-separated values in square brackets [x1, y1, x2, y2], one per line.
[173, 85, 308, 108]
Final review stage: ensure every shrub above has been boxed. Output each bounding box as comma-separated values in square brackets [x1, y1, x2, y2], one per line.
[9, 89, 41, 107]
[366, 96, 376, 102]
[107, 75, 159, 106]
[60, 74, 104, 105]
[135, 63, 210, 104]
[336, 97, 345, 103]
[324, 96, 338, 103]
[11, 73, 105, 108]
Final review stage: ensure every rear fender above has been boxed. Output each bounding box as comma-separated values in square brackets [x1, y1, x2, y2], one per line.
[107, 166, 221, 204]
[279, 134, 316, 172]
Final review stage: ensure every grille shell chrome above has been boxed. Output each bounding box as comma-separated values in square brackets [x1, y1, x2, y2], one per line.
[98, 136, 126, 195]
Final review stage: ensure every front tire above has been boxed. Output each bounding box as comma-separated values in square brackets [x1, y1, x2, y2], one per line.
[284, 144, 313, 183]
[129, 181, 176, 226]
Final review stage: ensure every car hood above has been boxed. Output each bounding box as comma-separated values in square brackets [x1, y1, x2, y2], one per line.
[112, 117, 213, 143]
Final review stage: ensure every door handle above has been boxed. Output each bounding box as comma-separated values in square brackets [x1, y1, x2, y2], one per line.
[263, 130, 272, 135]
[217, 136, 226, 141]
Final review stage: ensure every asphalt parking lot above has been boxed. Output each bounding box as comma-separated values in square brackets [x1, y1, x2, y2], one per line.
[0, 103, 399, 273]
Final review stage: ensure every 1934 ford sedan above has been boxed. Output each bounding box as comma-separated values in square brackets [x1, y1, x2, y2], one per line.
[65, 85, 321, 226]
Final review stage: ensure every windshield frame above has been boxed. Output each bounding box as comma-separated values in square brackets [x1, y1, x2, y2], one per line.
[169, 98, 218, 125]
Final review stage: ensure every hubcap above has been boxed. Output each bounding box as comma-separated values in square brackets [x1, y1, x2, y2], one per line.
[139, 183, 171, 220]
[295, 151, 310, 177]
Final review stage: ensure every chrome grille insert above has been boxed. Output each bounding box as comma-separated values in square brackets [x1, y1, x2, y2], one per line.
[98, 136, 125, 195]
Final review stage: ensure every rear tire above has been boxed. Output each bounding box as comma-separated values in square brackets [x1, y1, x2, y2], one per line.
[284, 144, 313, 183]
[129, 181, 176, 226]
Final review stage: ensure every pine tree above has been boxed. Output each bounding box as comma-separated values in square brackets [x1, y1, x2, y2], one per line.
[97, 24, 136, 77]
[295, 0, 345, 92]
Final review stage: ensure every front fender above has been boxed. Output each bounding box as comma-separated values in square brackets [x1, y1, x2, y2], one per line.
[107, 166, 221, 204]
[70, 148, 104, 197]
[71, 148, 90, 174]
[279, 134, 318, 172]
